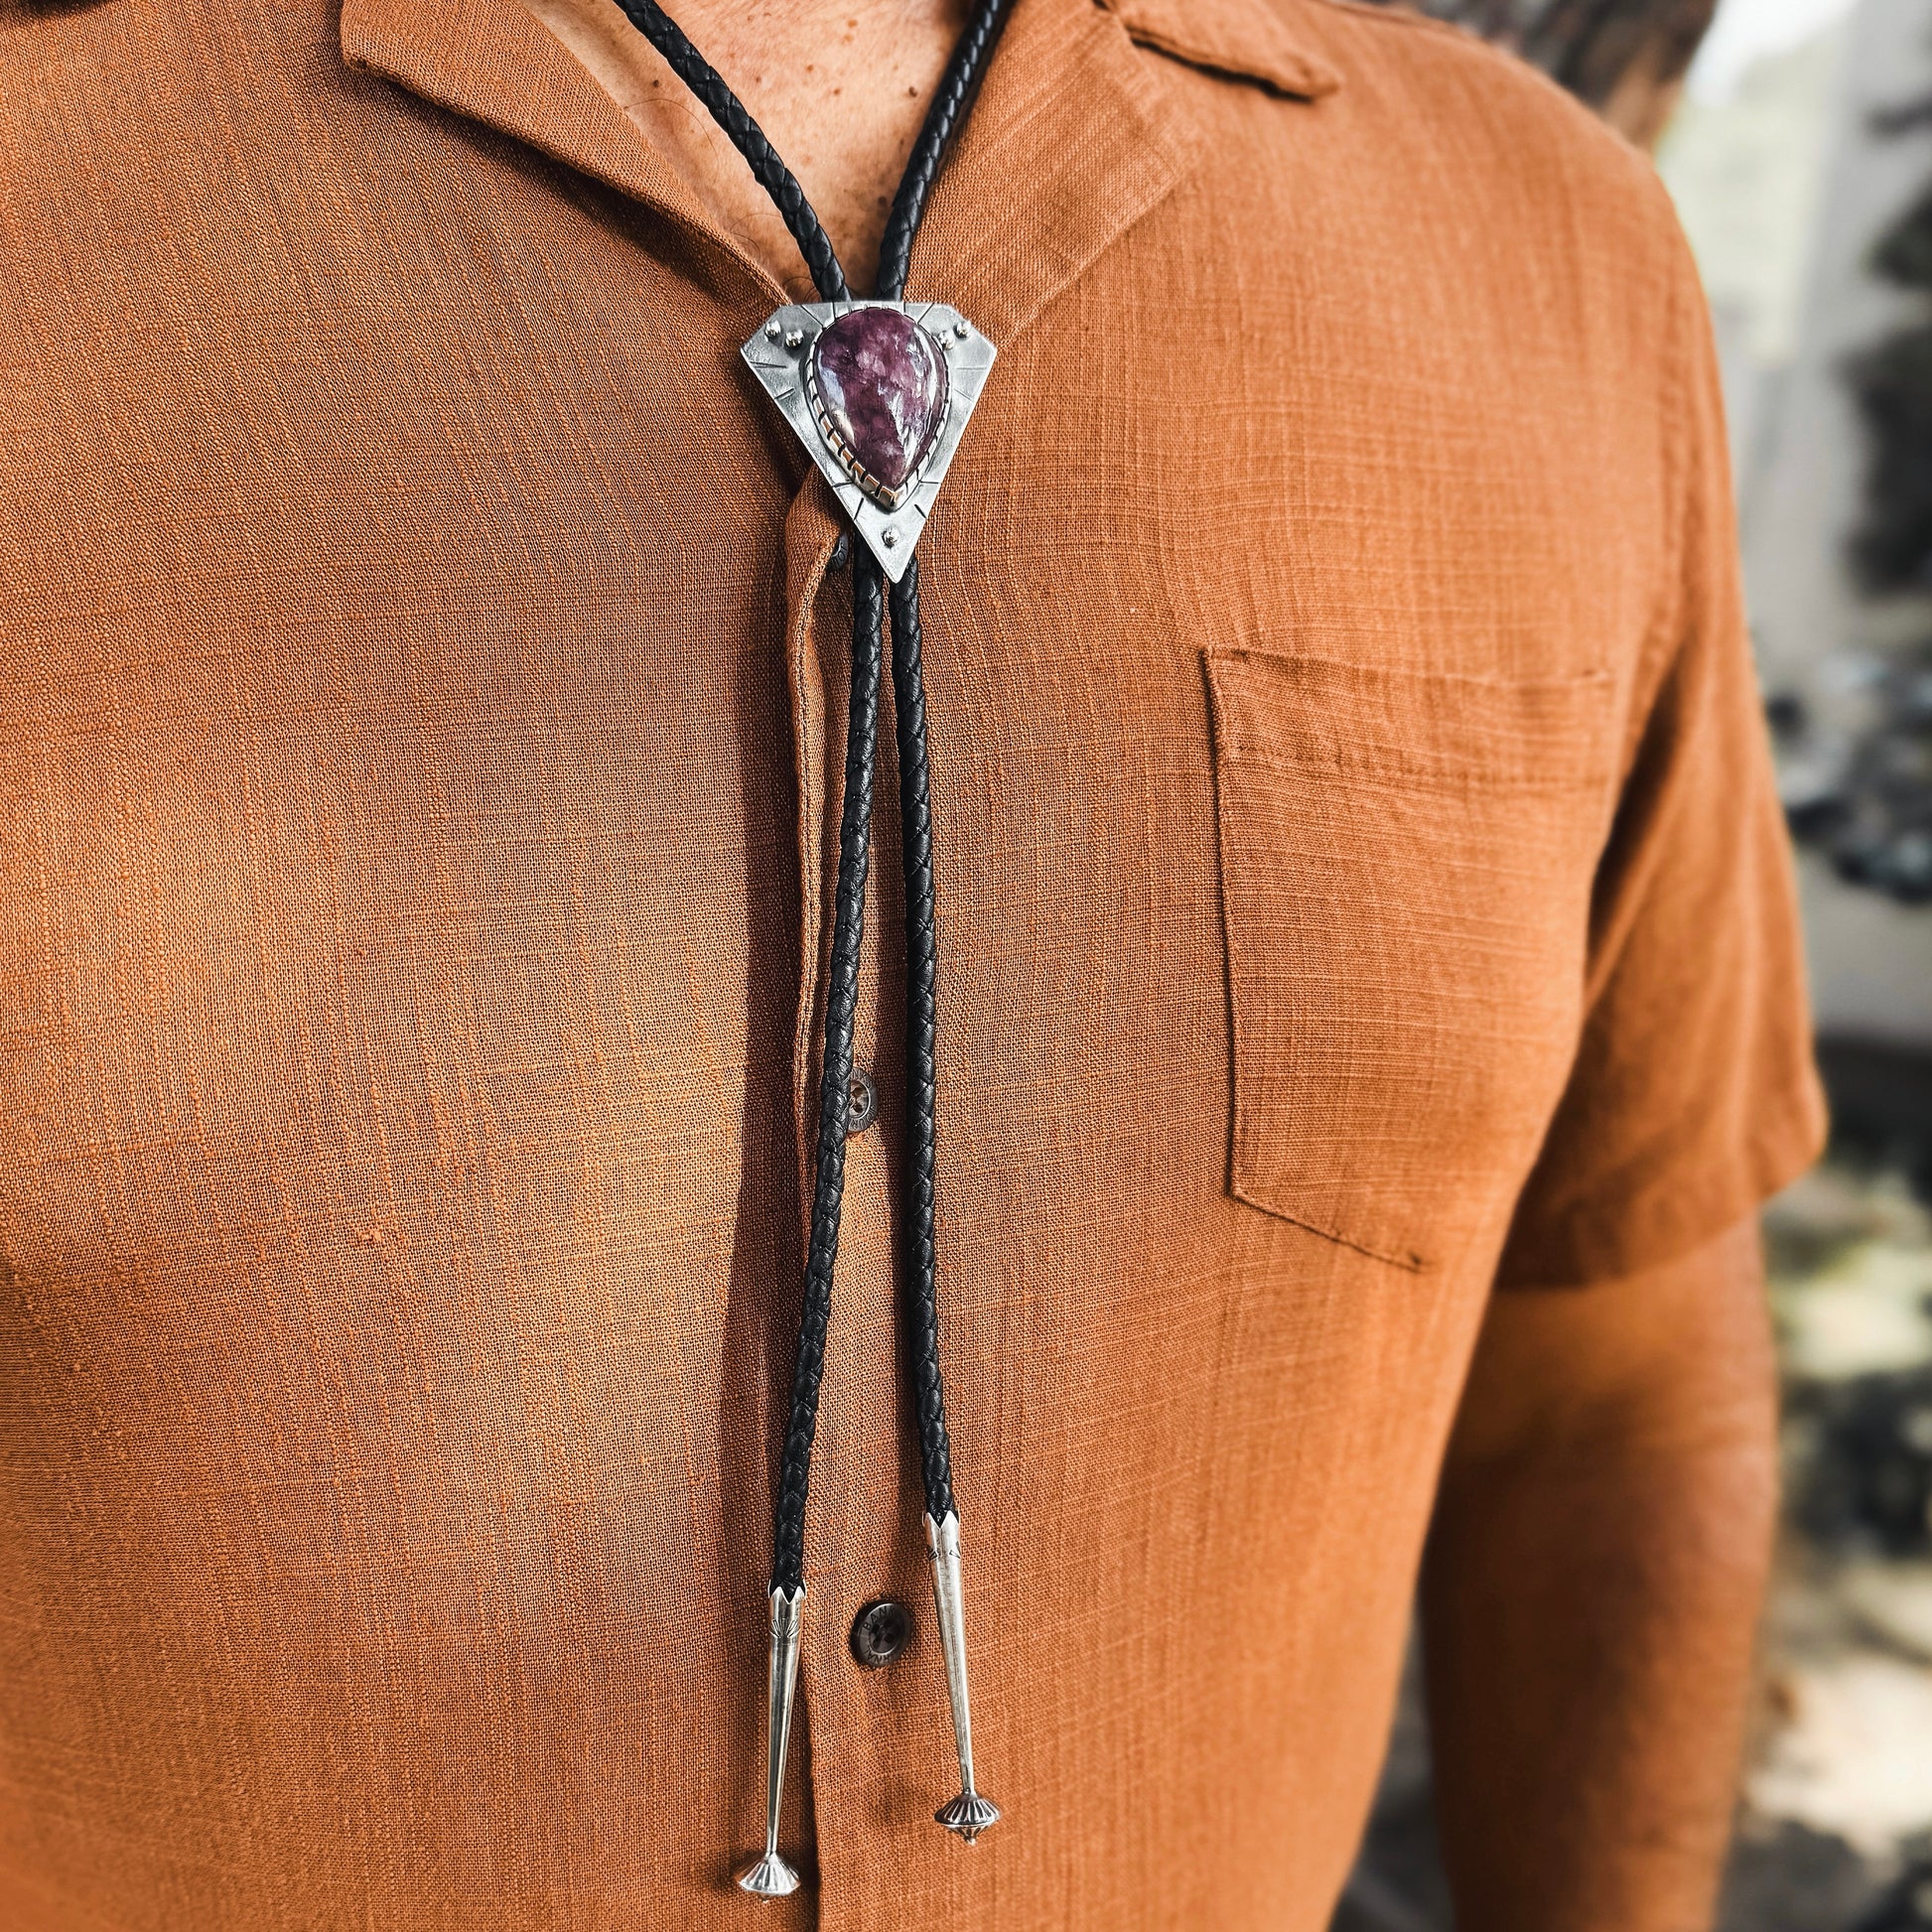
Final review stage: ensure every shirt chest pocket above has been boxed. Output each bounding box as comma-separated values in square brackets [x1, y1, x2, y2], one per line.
[1204, 648, 1619, 1272]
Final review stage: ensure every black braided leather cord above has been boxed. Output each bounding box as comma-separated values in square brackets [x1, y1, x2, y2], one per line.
[870, 5, 1020, 1524]
[612, 0, 849, 303]
[614, 0, 1012, 1594]
[772, 555, 885, 1594]
[888, 560, 955, 1524]
[875, 0, 1019, 302]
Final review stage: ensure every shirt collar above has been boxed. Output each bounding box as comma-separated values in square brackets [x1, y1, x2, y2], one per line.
[341, 0, 727, 256]
[1097, 0, 1342, 100]
[339, 0, 1337, 346]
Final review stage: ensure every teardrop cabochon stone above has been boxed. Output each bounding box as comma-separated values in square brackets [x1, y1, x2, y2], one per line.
[809, 308, 951, 503]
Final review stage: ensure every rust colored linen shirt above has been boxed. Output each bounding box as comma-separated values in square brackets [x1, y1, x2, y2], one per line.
[0, 0, 1826, 1927]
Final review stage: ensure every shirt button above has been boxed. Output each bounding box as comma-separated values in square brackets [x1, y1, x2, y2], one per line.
[846, 1068, 879, 1135]
[850, 1597, 911, 1668]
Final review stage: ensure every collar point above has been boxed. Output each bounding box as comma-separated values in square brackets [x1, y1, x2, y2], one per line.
[1099, 0, 1344, 102]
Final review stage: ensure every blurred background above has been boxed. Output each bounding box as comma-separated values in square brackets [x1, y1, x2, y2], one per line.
[1332, 2, 1932, 1926]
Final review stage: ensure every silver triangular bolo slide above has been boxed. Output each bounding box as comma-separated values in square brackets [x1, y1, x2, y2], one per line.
[740, 299, 997, 584]
[735, 1518, 998, 1894]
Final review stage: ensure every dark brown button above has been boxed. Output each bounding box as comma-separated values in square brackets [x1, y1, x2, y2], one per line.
[850, 1597, 910, 1668]
[846, 1067, 878, 1136]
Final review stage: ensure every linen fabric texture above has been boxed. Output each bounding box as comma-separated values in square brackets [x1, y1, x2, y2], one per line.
[0, 0, 1825, 1926]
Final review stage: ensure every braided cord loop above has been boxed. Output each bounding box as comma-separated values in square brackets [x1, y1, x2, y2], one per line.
[875, 0, 1018, 302]
[612, 0, 849, 302]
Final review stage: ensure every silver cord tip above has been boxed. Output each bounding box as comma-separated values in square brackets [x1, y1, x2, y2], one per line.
[935, 1790, 1002, 1843]
[736, 1852, 803, 1898]
[737, 1586, 805, 1901]
[923, 1511, 1002, 1843]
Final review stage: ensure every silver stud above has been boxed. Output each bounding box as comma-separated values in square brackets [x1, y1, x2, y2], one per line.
[881, 528, 898, 548]
[783, 328, 806, 351]
[953, 320, 970, 340]
[764, 321, 782, 342]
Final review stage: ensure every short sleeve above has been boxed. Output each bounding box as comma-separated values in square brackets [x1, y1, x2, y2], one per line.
[1492, 219, 1829, 1291]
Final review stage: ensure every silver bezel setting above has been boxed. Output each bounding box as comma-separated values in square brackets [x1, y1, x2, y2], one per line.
[742, 299, 997, 583]
[803, 332, 950, 512]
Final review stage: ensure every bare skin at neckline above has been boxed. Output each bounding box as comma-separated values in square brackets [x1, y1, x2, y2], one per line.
[524, 0, 973, 295]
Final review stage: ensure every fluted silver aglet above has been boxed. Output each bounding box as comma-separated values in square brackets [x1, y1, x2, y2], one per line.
[737, 1853, 800, 1900]
[736, 1585, 805, 1898]
[935, 1791, 1002, 1840]
[924, 1511, 1000, 1843]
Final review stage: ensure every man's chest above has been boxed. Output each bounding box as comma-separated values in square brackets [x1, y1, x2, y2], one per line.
[0, 9, 1725, 1919]
[0, 125, 1658, 1299]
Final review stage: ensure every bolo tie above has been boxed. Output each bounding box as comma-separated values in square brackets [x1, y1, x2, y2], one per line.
[611, 0, 1019, 1897]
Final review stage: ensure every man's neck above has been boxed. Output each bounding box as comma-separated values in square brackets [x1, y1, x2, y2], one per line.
[525, 0, 976, 296]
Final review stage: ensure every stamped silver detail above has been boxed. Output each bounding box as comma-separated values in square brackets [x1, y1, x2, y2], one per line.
[742, 300, 998, 583]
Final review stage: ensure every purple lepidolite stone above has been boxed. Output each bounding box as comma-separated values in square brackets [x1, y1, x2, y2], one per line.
[810, 308, 948, 498]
